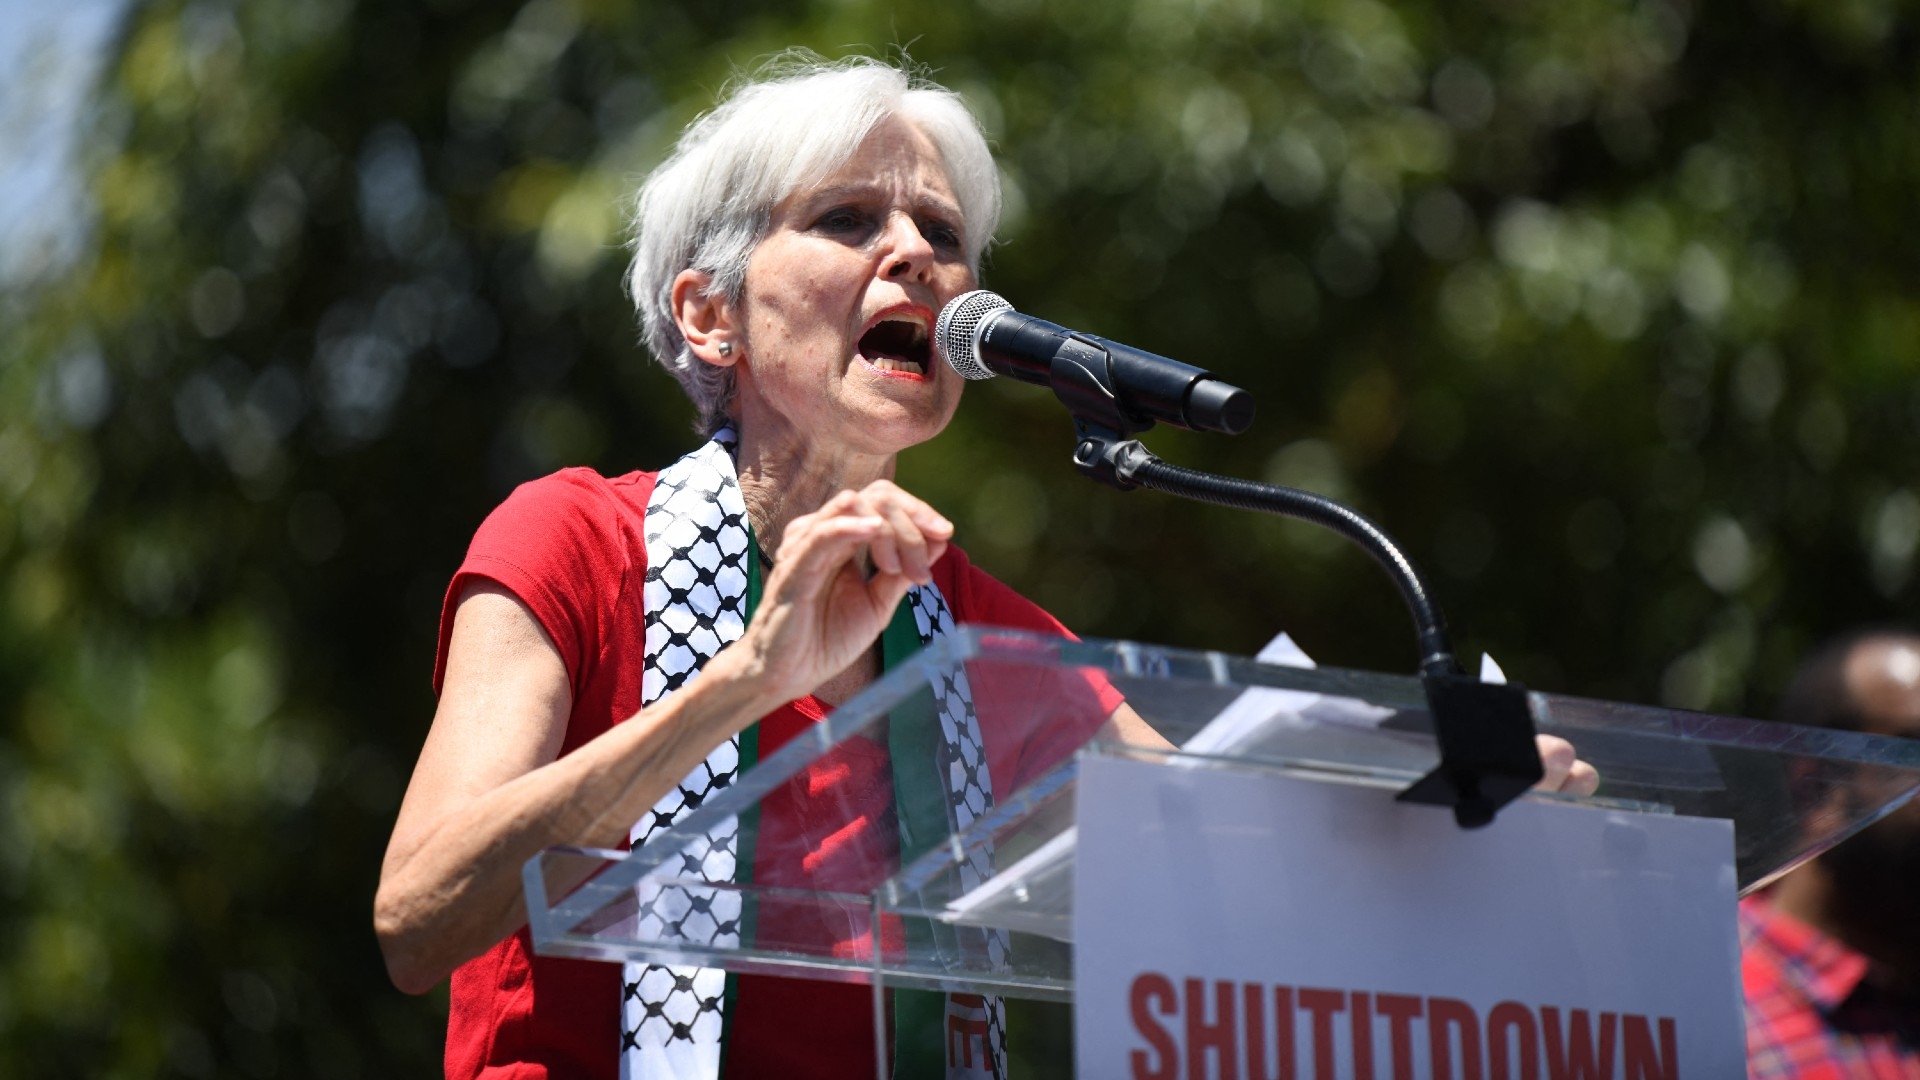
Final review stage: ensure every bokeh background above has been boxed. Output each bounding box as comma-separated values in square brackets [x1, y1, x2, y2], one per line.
[3, 0, 1917, 1073]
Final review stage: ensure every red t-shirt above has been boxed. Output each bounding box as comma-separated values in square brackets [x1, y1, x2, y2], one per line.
[433, 466, 1120, 1079]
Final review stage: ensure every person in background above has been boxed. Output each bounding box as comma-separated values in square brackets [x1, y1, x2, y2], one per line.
[1743, 629, 1920, 1079]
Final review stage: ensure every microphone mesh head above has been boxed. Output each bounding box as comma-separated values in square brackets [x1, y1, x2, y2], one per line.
[935, 290, 1011, 380]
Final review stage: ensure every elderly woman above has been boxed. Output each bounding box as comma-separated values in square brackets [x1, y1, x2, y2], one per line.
[375, 55, 1596, 1080]
[374, 56, 1118, 1079]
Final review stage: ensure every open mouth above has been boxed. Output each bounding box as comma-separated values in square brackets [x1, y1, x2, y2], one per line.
[857, 314, 932, 378]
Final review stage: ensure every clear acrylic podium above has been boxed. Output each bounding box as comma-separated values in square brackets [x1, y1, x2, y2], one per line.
[523, 628, 1920, 1070]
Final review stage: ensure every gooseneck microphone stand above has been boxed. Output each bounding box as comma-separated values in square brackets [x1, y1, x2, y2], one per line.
[1067, 408, 1545, 829]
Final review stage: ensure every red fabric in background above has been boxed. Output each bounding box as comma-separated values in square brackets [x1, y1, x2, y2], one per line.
[1741, 891, 1920, 1079]
[434, 467, 1120, 1079]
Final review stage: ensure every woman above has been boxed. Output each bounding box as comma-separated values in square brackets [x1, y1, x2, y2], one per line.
[375, 55, 1596, 1080]
[375, 55, 1114, 1079]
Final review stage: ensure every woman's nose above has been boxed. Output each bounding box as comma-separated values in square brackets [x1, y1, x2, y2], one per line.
[880, 212, 934, 280]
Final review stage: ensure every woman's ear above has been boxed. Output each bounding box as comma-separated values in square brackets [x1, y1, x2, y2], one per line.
[671, 269, 740, 368]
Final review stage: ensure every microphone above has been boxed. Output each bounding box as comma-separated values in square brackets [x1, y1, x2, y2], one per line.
[935, 290, 1255, 436]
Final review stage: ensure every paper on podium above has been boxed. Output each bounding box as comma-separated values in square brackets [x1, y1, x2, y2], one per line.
[937, 633, 1469, 941]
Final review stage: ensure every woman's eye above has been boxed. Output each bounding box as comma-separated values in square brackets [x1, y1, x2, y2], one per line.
[922, 220, 964, 251]
[812, 208, 871, 235]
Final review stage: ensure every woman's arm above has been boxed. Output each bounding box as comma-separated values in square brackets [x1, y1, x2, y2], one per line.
[374, 583, 791, 993]
[374, 480, 953, 993]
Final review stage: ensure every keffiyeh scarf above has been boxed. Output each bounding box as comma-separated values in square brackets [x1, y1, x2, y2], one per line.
[620, 427, 1009, 1079]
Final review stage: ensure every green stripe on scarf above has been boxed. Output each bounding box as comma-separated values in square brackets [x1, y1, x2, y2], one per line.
[721, 541, 966, 1077]
[883, 604, 956, 1079]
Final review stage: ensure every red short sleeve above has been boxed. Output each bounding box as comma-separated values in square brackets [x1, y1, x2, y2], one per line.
[437, 467, 656, 1080]
[433, 468, 648, 697]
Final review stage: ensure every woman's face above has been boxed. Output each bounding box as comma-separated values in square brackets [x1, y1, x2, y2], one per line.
[731, 116, 977, 458]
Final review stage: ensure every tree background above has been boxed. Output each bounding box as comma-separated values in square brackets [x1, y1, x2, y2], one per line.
[2, 0, 1916, 1073]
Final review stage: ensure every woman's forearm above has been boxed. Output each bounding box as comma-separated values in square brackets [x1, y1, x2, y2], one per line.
[374, 645, 782, 994]
[377, 482, 945, 993]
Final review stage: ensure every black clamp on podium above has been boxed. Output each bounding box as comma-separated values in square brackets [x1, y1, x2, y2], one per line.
[1401, 673, 1545, 828]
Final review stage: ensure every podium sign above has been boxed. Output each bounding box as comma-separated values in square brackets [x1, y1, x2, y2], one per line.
[1073, 754, 1746, 1079]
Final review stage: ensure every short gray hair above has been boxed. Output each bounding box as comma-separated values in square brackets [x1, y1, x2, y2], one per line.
[625, 53, 1002, 433]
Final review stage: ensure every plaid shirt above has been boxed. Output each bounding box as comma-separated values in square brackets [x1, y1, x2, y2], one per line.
[1742, 892, 1920, 1079]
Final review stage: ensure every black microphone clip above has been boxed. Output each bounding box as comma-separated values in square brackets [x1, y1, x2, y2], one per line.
[1046, 334, 1146, 485]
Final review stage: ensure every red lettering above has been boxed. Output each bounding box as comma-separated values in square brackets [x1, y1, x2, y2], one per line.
[1376, 993, 1424, 1080]
[1429, 997, 1485, 1080]
[1351, 991, 1375, 1080]
[1542, 1008, 1617, 1080]
[1186, 978, 1239, 1080]
[1298, 988, 1345, 1080]
[947, 1013, 989, 1067]
[1486, 1002, 1539, 1080]
[1128, 979, 1672, 1080]
[1247, 984, 1296, 1080]
[1622, 1016, 1677, 1080]
[1130, 973, 1179, 1080]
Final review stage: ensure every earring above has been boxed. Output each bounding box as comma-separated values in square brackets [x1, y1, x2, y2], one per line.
[717, 340, 734, 358]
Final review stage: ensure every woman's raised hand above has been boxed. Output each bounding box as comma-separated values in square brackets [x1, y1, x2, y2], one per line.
[734, 479, 953, 704]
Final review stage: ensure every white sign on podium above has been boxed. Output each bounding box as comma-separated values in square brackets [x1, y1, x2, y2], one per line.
[1073, 755, 1744, 1079]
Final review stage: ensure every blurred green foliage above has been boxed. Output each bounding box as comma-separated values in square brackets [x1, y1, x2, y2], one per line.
[2, 0, 1917, 1073]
